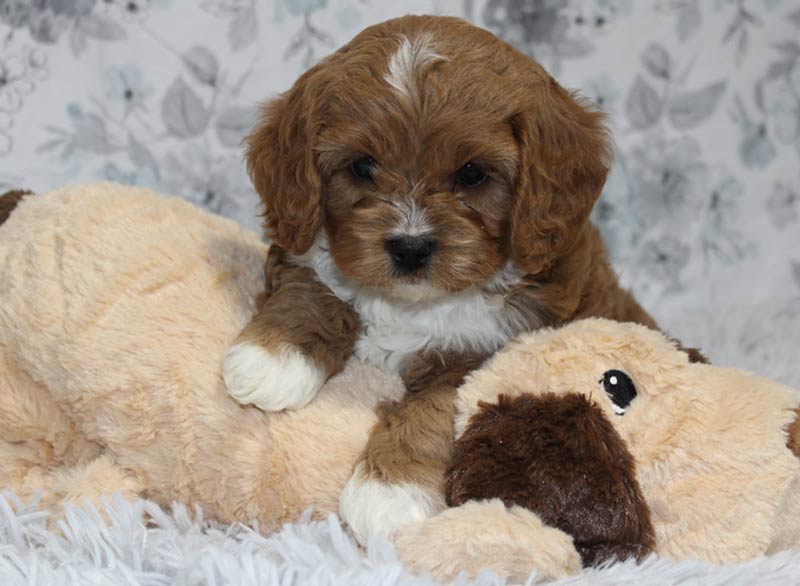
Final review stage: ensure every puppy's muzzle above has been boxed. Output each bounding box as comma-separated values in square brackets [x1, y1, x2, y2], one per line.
[385, 235, 437, 274]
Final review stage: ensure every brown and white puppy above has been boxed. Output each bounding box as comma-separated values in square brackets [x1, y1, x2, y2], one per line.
[223, 15, 661, 544]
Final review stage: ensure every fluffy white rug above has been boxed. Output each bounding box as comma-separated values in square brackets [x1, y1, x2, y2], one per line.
[1, 490, 799, 586]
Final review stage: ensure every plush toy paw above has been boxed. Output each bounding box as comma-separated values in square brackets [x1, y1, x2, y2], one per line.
[394, 500, 582, 583]
[222, 342, 326, 411]
[339, 462, 444, 546]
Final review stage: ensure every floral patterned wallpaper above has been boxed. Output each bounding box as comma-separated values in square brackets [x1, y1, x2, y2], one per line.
[1, 0, 798, 386]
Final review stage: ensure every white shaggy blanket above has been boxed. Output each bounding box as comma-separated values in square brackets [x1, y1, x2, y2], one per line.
[1, 491, 799, 586]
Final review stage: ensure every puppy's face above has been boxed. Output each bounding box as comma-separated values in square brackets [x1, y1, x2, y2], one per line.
[247, 16, 610, 301]
[318, 45, 520, 299]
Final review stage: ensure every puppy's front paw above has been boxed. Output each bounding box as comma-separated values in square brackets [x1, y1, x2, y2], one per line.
[223, 342, 326, 411]
[339, 462, 444, 546]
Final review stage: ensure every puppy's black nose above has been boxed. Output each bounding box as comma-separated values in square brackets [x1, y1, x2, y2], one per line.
[385, 235, 437, 273]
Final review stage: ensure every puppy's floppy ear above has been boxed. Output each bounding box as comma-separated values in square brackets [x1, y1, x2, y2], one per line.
[510, 78, 611, 275]
[245, 71, 325, 256]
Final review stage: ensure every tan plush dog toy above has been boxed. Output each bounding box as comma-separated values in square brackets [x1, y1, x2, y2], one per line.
[440, 317, 800, 574]
[1, 184, 798, 583]
[0, 183, 578, 582]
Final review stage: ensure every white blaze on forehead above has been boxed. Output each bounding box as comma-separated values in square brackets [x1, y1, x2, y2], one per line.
[385, 33, 444, 100]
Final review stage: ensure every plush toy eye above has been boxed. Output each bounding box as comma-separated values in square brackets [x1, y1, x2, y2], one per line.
[601, 369, 637, 415]
[453, 162, 488, 188]
[350, 157, 376, 182]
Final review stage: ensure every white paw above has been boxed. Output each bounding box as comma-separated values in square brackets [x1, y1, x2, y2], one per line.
[223, 342, 326, 411]
[339, 462, 444, 546]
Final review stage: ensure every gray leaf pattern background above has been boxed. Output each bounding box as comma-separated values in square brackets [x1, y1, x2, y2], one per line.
[0, 0, 798, 386]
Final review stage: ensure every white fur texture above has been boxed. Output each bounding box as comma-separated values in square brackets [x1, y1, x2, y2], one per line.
[3, 490, 800, 586]
[339, 462, 444, 546]
[293, 236, 531, 371]
[223, 342, 325, 411]
[385, 34, 444, 100]
[391, 201, 432, 237]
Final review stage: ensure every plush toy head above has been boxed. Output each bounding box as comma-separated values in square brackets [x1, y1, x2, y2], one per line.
[446, 318, 800, 567]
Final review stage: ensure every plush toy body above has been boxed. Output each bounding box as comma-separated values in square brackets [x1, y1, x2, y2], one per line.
[1, 184, 798, 582]
[0, 183, 405, 528]
[0, 184, 583, 582]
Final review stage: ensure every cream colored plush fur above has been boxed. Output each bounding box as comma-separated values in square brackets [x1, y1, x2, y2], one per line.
[0, 183, 405, 527]
[0, 183, 571, 583]
[1, 184, 798, 583]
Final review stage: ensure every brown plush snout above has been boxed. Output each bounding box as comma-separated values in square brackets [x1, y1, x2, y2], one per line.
[446, 392, 655, 567]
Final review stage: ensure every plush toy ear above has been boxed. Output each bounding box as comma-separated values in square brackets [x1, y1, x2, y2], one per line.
[509, 79, 611, 275]
[676, 342, 710, 364]
[0, 189, 32, 227]
[446, 392, 655, 567]
[245, 71, 325, 256]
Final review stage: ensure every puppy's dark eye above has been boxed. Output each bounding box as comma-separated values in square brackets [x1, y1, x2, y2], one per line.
[601, 369, 637, 415]
[453, 162, 488, 188]
[350, 157, 376, 182]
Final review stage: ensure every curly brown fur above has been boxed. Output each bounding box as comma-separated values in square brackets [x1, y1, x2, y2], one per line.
[0, 190, 31, 227]
[446, 393, 655, 567]
[234, 246, 361, 381]
[359, 350, 489, 490]
[245, 15, 610, 291]
[502, 223, 660, 331]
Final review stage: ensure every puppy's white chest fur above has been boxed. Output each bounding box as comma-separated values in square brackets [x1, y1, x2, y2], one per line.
[293, 239, 525, 371]
[349, 282, 514, 370]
